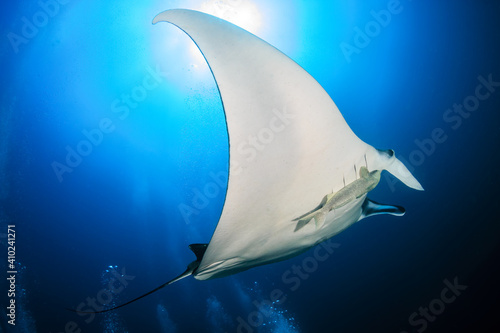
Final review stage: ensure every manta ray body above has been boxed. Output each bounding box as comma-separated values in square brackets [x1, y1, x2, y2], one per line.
[78, 9, 423, 313]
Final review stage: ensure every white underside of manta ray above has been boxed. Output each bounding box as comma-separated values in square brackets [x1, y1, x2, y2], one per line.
[74, 8, 423, 314]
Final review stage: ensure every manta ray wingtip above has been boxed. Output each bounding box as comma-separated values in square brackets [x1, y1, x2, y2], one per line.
[152, 9, 176, 24]
[152, 11, 168, 24]
[152, 8, 196, 25]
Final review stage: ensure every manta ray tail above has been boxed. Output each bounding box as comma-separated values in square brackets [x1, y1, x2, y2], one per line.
[66, 244, 208, 314]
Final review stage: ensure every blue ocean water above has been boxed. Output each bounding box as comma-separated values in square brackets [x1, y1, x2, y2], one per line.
[1, 0, 500, 332]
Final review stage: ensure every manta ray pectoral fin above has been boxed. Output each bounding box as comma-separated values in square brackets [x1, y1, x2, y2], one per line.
[66, 244, 208, 314]
[358, 198, 405, 221]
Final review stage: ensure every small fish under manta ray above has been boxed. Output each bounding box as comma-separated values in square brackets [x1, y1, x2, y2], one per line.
[69, 9, 423, 314]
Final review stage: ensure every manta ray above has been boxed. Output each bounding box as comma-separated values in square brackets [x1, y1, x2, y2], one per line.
[75, 8, 423, 314]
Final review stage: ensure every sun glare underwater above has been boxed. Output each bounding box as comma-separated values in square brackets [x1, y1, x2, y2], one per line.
[1, 1, 500, 332]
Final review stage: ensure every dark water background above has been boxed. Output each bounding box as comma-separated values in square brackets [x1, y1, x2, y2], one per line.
[1, 0, 500, 332]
